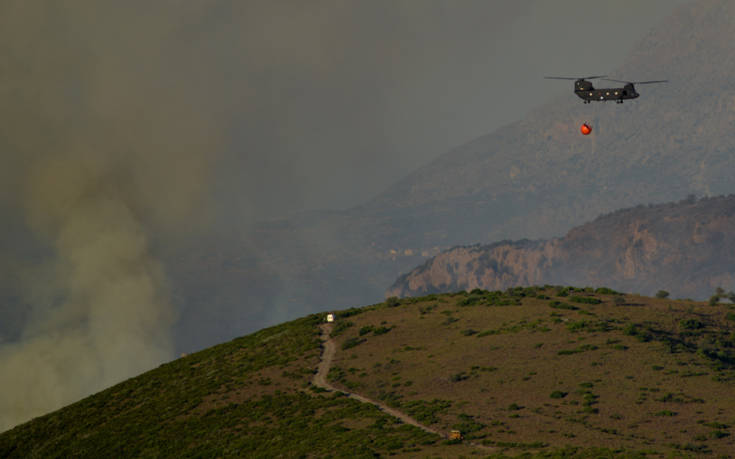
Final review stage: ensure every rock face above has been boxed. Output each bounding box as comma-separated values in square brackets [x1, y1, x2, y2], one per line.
[387, 195, 735, 299]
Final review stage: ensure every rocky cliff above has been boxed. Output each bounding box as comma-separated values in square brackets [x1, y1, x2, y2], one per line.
[387, 194, 735, 299]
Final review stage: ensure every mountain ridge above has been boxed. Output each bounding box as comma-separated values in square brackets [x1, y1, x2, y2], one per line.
[387, 194, 735, 299]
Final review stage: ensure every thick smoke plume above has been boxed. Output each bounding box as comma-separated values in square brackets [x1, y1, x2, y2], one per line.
[0, 2, 216, 431]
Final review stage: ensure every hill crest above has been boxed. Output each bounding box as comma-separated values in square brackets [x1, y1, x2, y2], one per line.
[4, 287, 735, 456]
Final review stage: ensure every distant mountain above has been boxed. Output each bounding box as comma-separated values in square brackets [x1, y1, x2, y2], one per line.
[388, 194, 735, 299]
[5, 288, 735, 456]
[176, 0, 735, 344]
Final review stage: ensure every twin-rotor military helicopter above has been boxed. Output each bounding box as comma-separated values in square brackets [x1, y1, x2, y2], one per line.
[544, 75, 668, 134]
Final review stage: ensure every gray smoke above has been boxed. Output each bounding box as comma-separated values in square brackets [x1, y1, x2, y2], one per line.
[0, 2, 216, 431]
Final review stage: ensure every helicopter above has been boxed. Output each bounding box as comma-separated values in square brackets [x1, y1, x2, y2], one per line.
[544, 75, 668, 103]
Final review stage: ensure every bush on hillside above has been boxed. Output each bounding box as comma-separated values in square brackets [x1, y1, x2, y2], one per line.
[385, 296, 401, 307]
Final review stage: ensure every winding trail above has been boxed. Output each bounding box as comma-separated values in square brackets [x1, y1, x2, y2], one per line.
[313, 324, 496, 452]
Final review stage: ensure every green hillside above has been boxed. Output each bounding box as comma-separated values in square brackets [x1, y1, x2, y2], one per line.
[0, 310, 469, 458]
[3, 286, 735, 457]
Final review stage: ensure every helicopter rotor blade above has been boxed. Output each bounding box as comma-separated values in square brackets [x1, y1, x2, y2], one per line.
[544, 75, 607, 80]
[602, 78, 668, 84]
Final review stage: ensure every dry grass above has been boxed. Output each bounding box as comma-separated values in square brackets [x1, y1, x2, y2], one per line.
[6, 287, 735, 457]
[328, 288, 735, 456]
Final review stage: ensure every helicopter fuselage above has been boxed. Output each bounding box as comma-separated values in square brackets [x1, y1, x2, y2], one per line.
[574, 80, 638, 103]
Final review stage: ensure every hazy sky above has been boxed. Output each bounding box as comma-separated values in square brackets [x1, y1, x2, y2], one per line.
[0, 0, 689, 222]
[211, 0, 690, 220]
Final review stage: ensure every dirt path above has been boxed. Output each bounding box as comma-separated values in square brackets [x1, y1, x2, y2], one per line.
[312, 324, 496, 452]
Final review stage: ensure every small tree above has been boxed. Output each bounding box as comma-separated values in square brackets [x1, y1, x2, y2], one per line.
[655, 290, 670, 299]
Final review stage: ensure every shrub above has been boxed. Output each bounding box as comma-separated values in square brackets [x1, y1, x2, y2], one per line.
[550, 391, 568, 399]
[452, 413, 486, 438]
[327, 366, 346, 383]
[459, 293, 485, 306]
[338, 307, 365, 318]
[569, 296, 602, 305]
[549, 301, 578, 310]
[372, 326, 392, 335]
[377, 390, 403, 408]
[442, 317, 459, 326]
[402, 399, 452, 424]
[680, 319, 704, 330]
[341, 337, 366, 350]
[623, 323, 652, 342]
[566, 320, 611, 333]
[330, 321, 354, 337]
[655, 290, 670, 299]
[558, 344, 598, 355]
[385, 296, 401, 307]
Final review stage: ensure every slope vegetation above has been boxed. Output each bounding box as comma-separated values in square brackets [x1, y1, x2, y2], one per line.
[324, 287, 735, 456]
[4, 287, 735, 457]
[0, 311, 469, 458]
